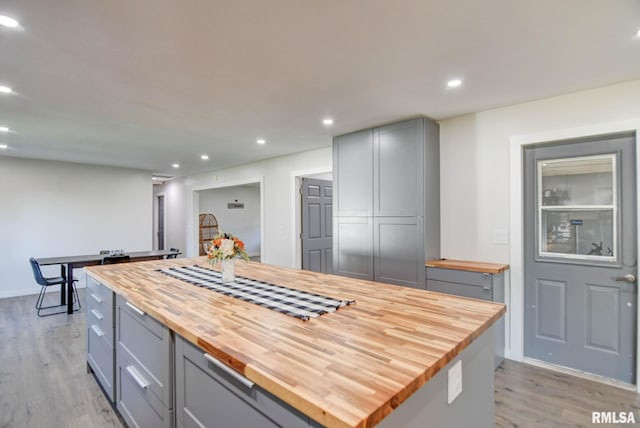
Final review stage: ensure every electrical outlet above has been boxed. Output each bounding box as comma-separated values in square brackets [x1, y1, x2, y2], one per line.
[448, 360, 462, 404]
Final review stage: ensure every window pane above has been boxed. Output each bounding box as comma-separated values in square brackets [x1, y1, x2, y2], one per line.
[540, 156, 613, 206]
[541, 209, 614, 257]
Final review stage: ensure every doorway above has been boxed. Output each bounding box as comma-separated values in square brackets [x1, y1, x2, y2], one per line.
[191, 179, 263, 261]
[300, 177, 333, 274]
[523, 133, 637, 383]
[156, 194, 165, 250]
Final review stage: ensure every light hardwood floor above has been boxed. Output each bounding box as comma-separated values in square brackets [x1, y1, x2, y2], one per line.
[2, 290, 639, 427]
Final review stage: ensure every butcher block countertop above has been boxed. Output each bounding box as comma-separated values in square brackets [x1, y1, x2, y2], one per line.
[425, 258, 510, 274]
[85, 257, 505, 428]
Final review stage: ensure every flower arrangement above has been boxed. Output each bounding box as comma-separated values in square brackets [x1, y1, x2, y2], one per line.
[206, 231, 249, 263]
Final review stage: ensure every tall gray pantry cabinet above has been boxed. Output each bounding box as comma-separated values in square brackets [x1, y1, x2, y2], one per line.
[333, 117, 440, 289]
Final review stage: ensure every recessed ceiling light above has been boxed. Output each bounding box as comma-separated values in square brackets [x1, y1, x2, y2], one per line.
[0, 86, 12, 94]
[201, 154, 209, 160]
[257, 139, 266, 144]
[635, 29, 640, 39]
[172, 163, 180, 168]
[0, 126, 10, 132]
[0, 15, 19, 28]
[447, 79, 463, 88]
[0, 144, 7, 150]
[322, 118, 334, 125]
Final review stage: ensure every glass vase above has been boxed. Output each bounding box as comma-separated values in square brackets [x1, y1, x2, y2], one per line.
[221, 259, 235, 283]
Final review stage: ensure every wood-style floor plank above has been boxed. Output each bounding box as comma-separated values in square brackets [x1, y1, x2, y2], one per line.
[495, 359, 640, 427]
[1, 291, 639, 427]
[0, 289, 122, 428]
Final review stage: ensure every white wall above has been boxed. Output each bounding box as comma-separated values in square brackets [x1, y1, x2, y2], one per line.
[161, 146, 332, 267]
[439, 79, 640, 263]
[0, 157, 153, 297]
[198, 185, 261, 256]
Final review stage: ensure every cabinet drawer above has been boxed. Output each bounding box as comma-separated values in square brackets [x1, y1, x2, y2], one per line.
[87, 299, 113, 346]
[176, 335, 310, 428]
[88, 322, 115, 402]
[117, 349, 173, 428]
[426, 279, 492, 301]
[87, 276, 114, 303]
[426, 267, 492, 288]
[116, 295, 172, 409]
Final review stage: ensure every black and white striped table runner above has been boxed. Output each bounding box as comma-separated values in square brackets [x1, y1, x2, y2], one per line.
[157, 265, 355, 321]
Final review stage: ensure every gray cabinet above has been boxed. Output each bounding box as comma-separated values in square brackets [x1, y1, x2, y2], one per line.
[116, 295, 173, 428]
[175, 335, 313, 428]
[374, 120, 425, 217]
[374, 217, 425, 289]
[86, 276, 116, 402]
[334, 217, 373, 280]
[334, 128, 373, 217]
[426, 263, 506, 369]
[333, 117, 439, 289]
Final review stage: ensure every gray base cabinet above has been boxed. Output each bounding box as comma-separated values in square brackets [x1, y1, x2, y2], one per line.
[426, 266, 506, 369]
[116, 295, 174, 428]
[175, 335, 313, 428]
[86, 277, 116, 402]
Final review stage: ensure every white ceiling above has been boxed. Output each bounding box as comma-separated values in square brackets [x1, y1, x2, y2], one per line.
[1, 0, 639, 177]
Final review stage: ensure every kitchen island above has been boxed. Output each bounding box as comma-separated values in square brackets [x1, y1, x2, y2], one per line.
[85, 257, 505, 428]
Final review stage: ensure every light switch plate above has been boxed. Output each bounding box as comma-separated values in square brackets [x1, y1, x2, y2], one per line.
[493, 229, 509, 244]
[448, 360, 462, 404]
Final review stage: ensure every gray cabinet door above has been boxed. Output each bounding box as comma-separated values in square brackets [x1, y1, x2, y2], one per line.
[374, 118, 425, 217]
[333, 216, 373, 281]
[333, 129, 373, 217]
[374, 217, 425, 289]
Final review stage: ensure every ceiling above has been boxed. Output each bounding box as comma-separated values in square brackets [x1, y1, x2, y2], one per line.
[0, 0, 639, 177]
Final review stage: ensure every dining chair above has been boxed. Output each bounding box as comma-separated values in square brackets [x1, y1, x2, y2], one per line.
[167, 248, 180, 259]
[101, 255, 131, 264]
[29, 257, 81, 317]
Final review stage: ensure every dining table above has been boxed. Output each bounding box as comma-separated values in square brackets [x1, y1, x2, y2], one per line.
[35, 249, 181, 314]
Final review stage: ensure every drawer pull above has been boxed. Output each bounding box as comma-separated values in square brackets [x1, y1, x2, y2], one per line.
[91, 309, 103, 320]
[90, 293, 103, 304]
[125, 301, 145, 317]
[204, 353, 254, 389]
[91, 324, 104, 337]
[126, 365, 150, 390]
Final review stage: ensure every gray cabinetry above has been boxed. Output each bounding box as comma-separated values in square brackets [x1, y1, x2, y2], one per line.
[334, 128, 373, 217]
[374, 217, 425, 288]
[334, 217, 373, 280]
[116, 295, 173, 428]
[374, 120, 425, 217]
[426, 261, 507, 369]
[333, 117, 439, 289]
[175, 335, 313, 428]
[86, 276, 116, 402]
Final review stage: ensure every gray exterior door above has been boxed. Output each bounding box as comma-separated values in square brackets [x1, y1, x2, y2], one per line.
[523, 133, 637, 383]
[301, 178, 333, 274]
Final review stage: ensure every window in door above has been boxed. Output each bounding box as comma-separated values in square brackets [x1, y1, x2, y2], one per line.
[537, 154, 617, 263]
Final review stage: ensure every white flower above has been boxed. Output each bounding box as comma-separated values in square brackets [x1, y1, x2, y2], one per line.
[220, 239, 235, 258]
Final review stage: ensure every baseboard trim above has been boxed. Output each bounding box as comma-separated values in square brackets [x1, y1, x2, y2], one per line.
[522, 357, 636, 391]
[0, 283, 87, 300]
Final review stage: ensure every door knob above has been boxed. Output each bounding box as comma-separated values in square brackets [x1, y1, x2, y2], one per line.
[613, 274, 636, 283]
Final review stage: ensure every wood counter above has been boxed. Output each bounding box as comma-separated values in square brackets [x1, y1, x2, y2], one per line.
[85, 257, 505, 428]
[425, 258, 509, 274]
